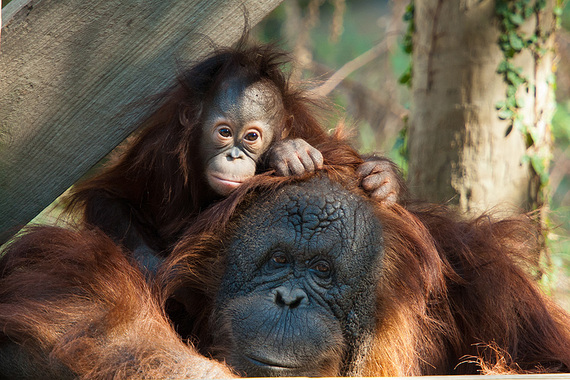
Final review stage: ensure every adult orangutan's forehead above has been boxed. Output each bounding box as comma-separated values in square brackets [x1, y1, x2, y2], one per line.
[225, 176, 385, 288]
[213, 78, 284, 122]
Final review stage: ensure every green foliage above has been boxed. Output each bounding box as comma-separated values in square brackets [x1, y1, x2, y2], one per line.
[392, 0, 414, 177]
[494, 0, 545, 137]
[358, 121, 377, 154]
[494, 0, 557, 201]
[551, 102, 570, 212]
[552, 102, 570, 146]
[399, 1, 414, 87]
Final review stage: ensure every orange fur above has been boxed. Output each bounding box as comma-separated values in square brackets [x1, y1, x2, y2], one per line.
[0, 226, 234, 379]
[1, 161, 569, 377]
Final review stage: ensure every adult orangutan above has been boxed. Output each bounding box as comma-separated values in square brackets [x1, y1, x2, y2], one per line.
[1, 167, 569, 378]
[66, 38, 403, 273]
[163, 172, 570, 377]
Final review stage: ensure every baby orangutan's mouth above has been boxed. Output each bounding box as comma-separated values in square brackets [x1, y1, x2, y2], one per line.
[212, 175, 243, 187]
[207, 173, 246, 195]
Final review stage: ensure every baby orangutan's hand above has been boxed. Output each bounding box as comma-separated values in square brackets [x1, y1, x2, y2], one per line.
[357, 158, 401, 206]
[268, 138, 324, 177]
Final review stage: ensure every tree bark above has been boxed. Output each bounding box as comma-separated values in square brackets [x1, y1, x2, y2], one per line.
[409, 0, 555, 214]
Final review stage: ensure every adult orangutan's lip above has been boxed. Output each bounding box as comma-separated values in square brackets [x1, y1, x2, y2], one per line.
[245, 355, 299, 370]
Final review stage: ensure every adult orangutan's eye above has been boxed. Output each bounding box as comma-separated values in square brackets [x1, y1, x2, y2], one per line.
[311, 260, 332, 279]
[314, 261, 330, 273]
[272, 252, 288, 265]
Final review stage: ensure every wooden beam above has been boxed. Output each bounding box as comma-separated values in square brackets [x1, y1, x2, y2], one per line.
[0, 0, 283, 244]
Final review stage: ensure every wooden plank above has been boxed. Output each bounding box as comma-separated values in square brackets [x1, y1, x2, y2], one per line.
[0, 0, 283, 244]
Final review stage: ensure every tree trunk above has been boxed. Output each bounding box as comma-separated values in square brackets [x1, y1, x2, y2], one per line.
[408, 0, 556, 214]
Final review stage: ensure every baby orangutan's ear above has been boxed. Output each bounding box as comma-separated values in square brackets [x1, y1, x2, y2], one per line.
[280, 115, 294, 140]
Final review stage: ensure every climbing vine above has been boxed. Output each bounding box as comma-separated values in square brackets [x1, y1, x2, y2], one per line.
[494, 0, 563, 202]
[494, 0, 565, 288]
[495, 0, 546, 133]
[399, 1, 415, 88]
[393, 1, 414, 176]
[398, 0, 562, 197]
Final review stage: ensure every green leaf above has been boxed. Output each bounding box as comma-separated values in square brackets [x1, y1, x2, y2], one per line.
[527, 34, 538, 45]
[536, 47, 549, 57]
[528, 125, 541, 143]
[509, 32, 524, 51]
[497, 60, 509, 73]
[507, 70, 526, 86]
[513, 117, 524, 132]
[521, 154, 531, 165]
[402, 34, 413, 54]
[546, 72, 556, 84]
[509, 13, 525, 25]
[535, 0, 547, 11]
[498, 39, 514, 55]
[398, 67, 412, 86]
[498, 108, 514, 120]
[530, 155, 549, 184]
[495, 2, 510, 16]
[506, 95, 517, 108]
[495, 100, 507, 109]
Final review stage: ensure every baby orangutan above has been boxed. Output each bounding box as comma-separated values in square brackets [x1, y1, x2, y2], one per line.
[67, 41, 403, 273]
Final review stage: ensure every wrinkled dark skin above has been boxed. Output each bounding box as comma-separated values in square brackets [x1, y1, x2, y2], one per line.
[210, 177, 384, 377]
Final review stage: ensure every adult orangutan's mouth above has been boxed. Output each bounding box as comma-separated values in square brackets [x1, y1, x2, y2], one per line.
[245, 355, 300, 370]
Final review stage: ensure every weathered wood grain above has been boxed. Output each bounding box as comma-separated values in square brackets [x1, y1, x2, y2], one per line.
[0, 0, 283, 243]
